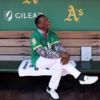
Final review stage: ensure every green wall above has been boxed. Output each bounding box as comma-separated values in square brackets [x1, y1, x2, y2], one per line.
[1, 0, 100, 31]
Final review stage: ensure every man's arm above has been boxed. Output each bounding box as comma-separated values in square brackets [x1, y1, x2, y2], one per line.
[53, 43, 71, 65]
[35, 44, 70, 59]
[53, 42, 70, 59]
[53, 43, 66, 53]
[36, 47, 60, 59]
[35, 44, 70, 65]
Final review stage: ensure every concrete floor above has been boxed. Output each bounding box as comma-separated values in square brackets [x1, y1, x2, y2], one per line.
[0, 73, 100, 100]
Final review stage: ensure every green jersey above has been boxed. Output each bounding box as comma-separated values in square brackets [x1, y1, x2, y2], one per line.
[30, 30, 59, 67]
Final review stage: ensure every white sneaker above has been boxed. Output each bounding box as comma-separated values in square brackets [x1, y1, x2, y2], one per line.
[79, 76, 98, 85]
[46, 88, 59, 99]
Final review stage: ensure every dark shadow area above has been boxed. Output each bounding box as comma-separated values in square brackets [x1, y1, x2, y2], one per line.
[0, 73, 100, 100]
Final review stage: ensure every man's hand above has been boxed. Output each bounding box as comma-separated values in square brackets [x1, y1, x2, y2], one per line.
[61, 57, 70, 65]
[60, 52, 70, 59]
[60, 52, 70, 65]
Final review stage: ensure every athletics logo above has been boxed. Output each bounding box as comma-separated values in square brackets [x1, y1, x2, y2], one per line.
[64, 5, 83, 22]
[23, 0, 38, 4]
[4, 10, 13, 22]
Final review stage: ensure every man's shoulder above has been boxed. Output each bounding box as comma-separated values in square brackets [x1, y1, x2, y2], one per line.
[49, 30, 54, 33]
[49, 30, 57, 36]
[49, 30, 56, 35]
[30, 31, 39, 38]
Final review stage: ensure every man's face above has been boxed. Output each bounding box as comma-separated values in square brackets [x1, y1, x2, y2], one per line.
[38, 16, 51, 30]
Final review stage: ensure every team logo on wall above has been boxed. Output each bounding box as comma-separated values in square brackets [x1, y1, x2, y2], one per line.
[4, 10, 13, 22]
[64, 5, 83, 22]
[23, 0, 38, 4]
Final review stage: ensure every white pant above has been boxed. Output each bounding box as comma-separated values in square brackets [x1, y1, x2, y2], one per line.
[36, 57, 81, 90]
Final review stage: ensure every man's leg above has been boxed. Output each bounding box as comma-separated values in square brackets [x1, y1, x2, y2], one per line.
[48, 59, 62, 90]
[61, 60, 76, 76]
[62, 61, 98, 85]
[36, 57, 62, 99]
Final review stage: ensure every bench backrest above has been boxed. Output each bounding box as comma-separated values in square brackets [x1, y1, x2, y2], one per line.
[0, 31, 100, 61]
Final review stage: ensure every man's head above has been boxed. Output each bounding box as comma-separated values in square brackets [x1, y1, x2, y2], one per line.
[35, 15, 51, 30]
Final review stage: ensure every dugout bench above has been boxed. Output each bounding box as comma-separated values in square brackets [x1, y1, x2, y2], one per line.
[0, 31, 100, 74]
[0, 61, 100, 74]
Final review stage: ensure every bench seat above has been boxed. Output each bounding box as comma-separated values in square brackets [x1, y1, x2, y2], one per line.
[0, 61, 100, 73]
[0, 61, 21, 73]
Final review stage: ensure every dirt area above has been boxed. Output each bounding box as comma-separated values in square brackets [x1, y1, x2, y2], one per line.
[0, 73, 99, 100]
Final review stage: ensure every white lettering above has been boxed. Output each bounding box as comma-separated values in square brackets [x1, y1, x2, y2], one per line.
[38, 12, 43, 15]
[15, 12, 44, 19]
[15, 13, 20, 19]
[21, 13, 23, 18]
[24, 13, 27, 19]
[33, 13, 37, 18]
[28, 13, 32, 19]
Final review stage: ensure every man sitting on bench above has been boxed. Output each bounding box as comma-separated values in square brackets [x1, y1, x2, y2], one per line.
[30, 15, 98, 100]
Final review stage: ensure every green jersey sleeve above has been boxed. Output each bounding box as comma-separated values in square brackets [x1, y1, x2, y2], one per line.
[52, 32, 60, 45]
[30, 35, 43, 51]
